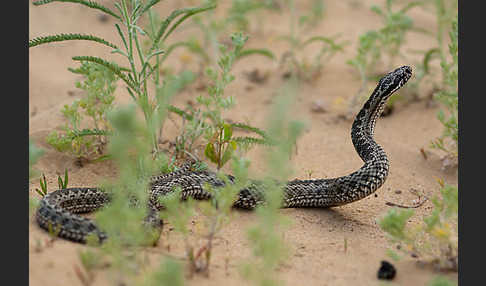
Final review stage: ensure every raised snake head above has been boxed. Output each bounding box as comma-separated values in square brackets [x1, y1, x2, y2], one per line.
[377, 65, 413, 98]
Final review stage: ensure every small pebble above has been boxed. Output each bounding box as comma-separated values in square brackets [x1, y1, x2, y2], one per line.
[394, 190, 402, 194]
[377, 260, 396, 280]
[98, 14, 109, 23]
[310, 99, 327, 113]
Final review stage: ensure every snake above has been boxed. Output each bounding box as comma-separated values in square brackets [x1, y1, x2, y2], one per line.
[34, 66, 412, 244]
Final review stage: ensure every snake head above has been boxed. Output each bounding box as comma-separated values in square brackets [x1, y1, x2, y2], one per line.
[378, 65, 413, 96]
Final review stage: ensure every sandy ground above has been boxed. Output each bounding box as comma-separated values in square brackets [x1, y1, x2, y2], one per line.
[29, 1, 458, 285]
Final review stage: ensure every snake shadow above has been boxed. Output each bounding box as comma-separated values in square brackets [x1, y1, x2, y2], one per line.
[235, 206, 370, 234]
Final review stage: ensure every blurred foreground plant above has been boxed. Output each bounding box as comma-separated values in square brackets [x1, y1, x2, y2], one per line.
[169, 33, 271, 169]
[379, 180, 458, 271]
[430, 15, 457, 162]
[240, 75, 304, 286]
[346, 0, 424, 115]
[279, 0, 347, 82]
[46, 61, 117, 163]
[31, 0, 216, 156]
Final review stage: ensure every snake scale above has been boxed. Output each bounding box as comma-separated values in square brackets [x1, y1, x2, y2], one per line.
[35, 66, 412, 244]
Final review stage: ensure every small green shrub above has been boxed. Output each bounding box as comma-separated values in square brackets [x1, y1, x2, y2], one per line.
[90, 105, 172, 284]
[279, 0, 347, 82]
[427, 275, 457, 286]
[226, 0, 269, 32]
[158, 156, 250, 276]
[30, 2, 218, 284]
[379, 181, 458, 271]
[431, 16, 458, 160]
[141, 257, 184, 286]
[34, 170, 70, 197]
[169, 33, 271, 169]
[298, 0, 325, 28]
[29, 140, 44, 178]
[34, 174, 49, 198]
[31, 0, 216, 155]
[346, 0, 423, 114]
[46, 61, 116, 163]
[29, 140, 44, 216]
[241, 75, 304, 286]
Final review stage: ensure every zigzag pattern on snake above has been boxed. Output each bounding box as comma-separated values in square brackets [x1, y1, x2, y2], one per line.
[35, 66, 413, 243]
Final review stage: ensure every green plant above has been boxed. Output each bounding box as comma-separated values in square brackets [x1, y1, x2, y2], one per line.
[379, 181, 458, 271]
[142, 10, 211, 77]
[31, 0, 216, 154]
[58, 169, 69, 189]
[76, 249, 104, 286]
[241, 75, 304, 286]
[279, 0, 347, 82]
[35, 174, 49, 197]
[86, 105, 171, 285]
[190, 1, 226, 68]
[188, 0, 276, 71]
[280, 34, 348, 82]
[196, 156, 252, 275]
[155, 38, 272, 278]
[29, 2, 218, 284]
[45, 61, 117, 162]
[431, 15, 457, 159]
[399, 0, 457, 104]
[169, 33, 271, 169]
[298, 0, 325, 28]
[141, 257, 184, 286]
[29, 140, 44, 178]
[34, 170, 70, 197]
[226, 0, 278, 32]
[346, 0, 423, 114]
[348, 0, 423, 74]
[157, 157, 248, 276]
[427, 275, 457, 286]
[29, 140, 44, 215]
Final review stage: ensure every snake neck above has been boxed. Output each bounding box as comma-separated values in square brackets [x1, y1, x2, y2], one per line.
[351, 85, 389, 163]
[282, 86, 391, 208]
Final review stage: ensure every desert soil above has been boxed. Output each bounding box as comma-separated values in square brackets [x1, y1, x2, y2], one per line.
[29, 1, 458, 285]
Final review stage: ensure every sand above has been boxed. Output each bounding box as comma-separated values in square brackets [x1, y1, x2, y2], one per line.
[29, 1, 458, 285]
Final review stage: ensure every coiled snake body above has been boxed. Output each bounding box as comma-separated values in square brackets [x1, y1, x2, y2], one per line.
[35, 66, 412, 243]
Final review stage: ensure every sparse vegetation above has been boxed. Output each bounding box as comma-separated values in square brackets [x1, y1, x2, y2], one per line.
[34, 170, 69, 197]
[279, 0, 347, 82]
[46, 61, 117, 163]
[31, 0, 216, 157]
[29, 140, 44, 178]
[169, 33, 271, 168]
[346, 0, 424, 115]
[241, 75, 303, 286]
[427, 275, 457, 286]
[29, 0, 459, 285]
[430, 15, 458, 162]
[379, 180, 458, 271]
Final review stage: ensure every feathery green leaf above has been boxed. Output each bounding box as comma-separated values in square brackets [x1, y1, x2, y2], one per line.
[231, 122, 267, 138]
[151, 4, 216, 52]
[236, 48, 275, 61]
[32, 0, 121, 20]
[29, 33, 119, 49]
[233, 136, 272, 147]
[71, 56, 137, 91]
